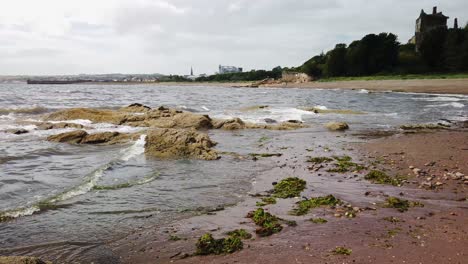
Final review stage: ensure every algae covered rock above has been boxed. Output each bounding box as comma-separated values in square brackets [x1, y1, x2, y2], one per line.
[325, 122, 349, 131]
[0, 256, 52, 264]
[195, 233, 243, 255]
[145, 128, 218, 160]
[36, 122, 85, 130]
[47, 130, 135, 145]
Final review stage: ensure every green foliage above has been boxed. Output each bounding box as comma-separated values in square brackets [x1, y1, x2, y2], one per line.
[226, 229, 252, 240]
[195, 233, 243, 255]
[309, 218, 328, 224]
[307, 157, 333, 164]
[332, 247, 352, 255]
[196, 67, 283, 82]
[327, 156, 366, 173]
[248, 208, 283, 237]
[290, 195, 341, 216]
[273, 177, 307, 198]
[364, 170, 406, 186]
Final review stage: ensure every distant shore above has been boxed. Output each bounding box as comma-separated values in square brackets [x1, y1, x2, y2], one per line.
[83, 78, 468, 95]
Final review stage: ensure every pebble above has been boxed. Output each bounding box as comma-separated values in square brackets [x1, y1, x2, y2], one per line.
[435, 182, 444, 187]
[455, 172, 464, 177]
[409, 166, 415, 169]
[334, 213, 342, 218]
[413, 168, 422, 175]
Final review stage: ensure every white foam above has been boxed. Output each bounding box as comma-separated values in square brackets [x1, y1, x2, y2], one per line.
[314, 105, 328, 110]
[215, 107, 315, 123]
[201, 106, 210, 111]
[120, 135, 146, 161]
[358, 89, 369, 94]
[427, 102, 465, 108]
[48, 119, 93, 126]
[413, 96, 465, 102]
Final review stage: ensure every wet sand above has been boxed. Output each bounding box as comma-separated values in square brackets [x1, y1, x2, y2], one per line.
[110, 128, 467, 264]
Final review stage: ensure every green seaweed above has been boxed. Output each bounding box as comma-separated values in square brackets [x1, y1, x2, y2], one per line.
[387, 228, 402, 237]
[195, 233, 243, 255]
[273, 177, 306, 198]
[365, 170, 406, 186]
[256, 197, 277, 207]
[327, 156, 366, 173]
[247, 208, 283, 237]
[332, 246, 352, 255]
[307, 157, 333, 164]
[249, 153, 283, 158]
[309, 218, 328, 224]
[383, 197, 424, 212]
[226, 229, 252, 240]
[290, 195, 341, 216]
[169, 235, 182, 241]
[0, 214, 14, 223]
[383, 216, 402, 223]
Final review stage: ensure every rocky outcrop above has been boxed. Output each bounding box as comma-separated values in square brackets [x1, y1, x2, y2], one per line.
[119, 103, 151, 113]
[47, 130, 136, 145]
[213, 118, 307, 131]
[45, 108, 128, 125]
[213, 118, 246, 130]
[145, 128, 219, 160]
[36, 122, 85, 130]
[0, 256, 52, 264]
[325, 122, 349, 131]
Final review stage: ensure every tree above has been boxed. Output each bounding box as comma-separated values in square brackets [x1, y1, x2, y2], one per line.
[324, 44, 347, 77]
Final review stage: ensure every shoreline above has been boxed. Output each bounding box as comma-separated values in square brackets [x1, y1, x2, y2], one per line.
[77, 78, 468, 95]
[110, 127, 467, 264]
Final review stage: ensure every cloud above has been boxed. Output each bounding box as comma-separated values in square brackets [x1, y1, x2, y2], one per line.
[0, 0, 467, 75]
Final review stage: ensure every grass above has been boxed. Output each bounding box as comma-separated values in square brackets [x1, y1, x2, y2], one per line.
[318, 73, 468, 82]
[247, 208, 283, 237]
[332, 246, 352, 255]
[195, 233, 243, 255]
[364, 170, 406, 186]
[290, 195, 341, 216]
[309, 218, 328, 224]
[327, 156, 366, 173]
[307, 157, 333, 164]
[273, 177, 307, 198]
[383, 197, 424, 212]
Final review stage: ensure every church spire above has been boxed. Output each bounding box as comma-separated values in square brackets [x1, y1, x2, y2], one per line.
[190, 66, 193, 76]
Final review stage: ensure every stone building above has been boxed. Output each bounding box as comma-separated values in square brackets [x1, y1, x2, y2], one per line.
[413, 6, 449, 51]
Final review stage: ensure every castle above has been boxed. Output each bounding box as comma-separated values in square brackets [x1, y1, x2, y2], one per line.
[411, 6, 458, 52]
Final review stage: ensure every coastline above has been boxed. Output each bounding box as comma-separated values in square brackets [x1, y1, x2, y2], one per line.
[110, 127, 467, 264]
[81, 78, 468, 95]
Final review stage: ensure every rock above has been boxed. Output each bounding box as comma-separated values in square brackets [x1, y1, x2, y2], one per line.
[6, 129, 29, 135]
[119, 103, 151, 113]
[0, 256, 52, 264]
[325, 122, 349, 131]
[266, 121, 307, 130]
[455, 172, 464, 177]
[413, 168, 422, 175]
[143, 110, 213, 130]
[420, 181, 433, 188]
[145, 128, 219, 160]
[47, 130, 135, 145]
[36, 122, 85, 130]
[47, 130, 88, 144]
[213, 118, 246, 130]
[45, 108, 128, 125]
[264, 118, 277, 124]
[435, 182, 444, 187]
[409, 165, 415, 169]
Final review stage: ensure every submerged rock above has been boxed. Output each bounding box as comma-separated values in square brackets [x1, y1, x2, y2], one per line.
[36, 122, 85, 130]
[325, 122, 349, 131]
[6, 129, 29, 135]
[0, 256, 52, 264]
[145, 128, 219, 160]
[45, 108, 128, 125]
[47, 130, 135, 145]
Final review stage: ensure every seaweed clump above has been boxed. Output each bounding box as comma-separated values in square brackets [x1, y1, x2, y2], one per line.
[365, 170, 406, 186]
[247, 208, 283, 237]
[195, 233, 243, 255]
[309, 218, 328, 224]
[256, 197, 277, 207]
[307, 157, 333, 164]
[327, 156, 366, 173]
[226, 229, 252, 240]
[249, 153, 282, 158]
[332, 246, 352, 255]
[273, 177, 307, 198]
[383, 197, 424, 212]
[290, 195, 341, 216]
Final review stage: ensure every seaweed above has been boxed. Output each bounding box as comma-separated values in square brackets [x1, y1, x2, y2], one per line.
[364, 170, 406, 186]
[327, 156, 366, 173]
[309, 218, 328, 224]
[383, 197, 424, 212]
[383, 216, 402, 223]
[249, 153, 282, 158]
[307, 157, 333, 164]
[195, 233, 243, 255]
[273, 177, 306, 198]
[226, 229, 252, 240]
[169, 235, 182, 241]
[332, 246, 352, 255]
[247, 208, 283, 237]
[256, 197, 277, 207]
[290, 195, 341, 216]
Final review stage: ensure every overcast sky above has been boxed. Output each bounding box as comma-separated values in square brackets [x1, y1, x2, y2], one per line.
[0, 0, 466, 75]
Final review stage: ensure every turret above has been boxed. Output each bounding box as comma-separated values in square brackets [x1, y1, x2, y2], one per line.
[433, 6, 437, 15]
[454, 18, 459, 29]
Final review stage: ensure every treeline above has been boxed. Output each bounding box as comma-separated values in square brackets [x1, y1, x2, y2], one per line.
[195, 66, 282, 82]
[299, 24, 468, 78]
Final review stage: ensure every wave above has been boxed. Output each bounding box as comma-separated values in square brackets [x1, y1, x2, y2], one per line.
[0, 106, 50, 115]
[412, 96, 465, 102]
[93, 173, 158, 191]
[426, 102, 465, 108]
[0, 136, 149, 221]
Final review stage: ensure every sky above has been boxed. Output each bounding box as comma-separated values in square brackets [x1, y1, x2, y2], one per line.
[0, 0, 466, 76]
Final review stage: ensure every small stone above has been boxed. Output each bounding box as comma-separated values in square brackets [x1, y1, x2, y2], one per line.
[352, 207, 360, 212]
[421, 181, 432, 188]
[435, 182, 444, 187]
[413, 168, 422, 175]
[334, 213, 342, 218]
[426, 177, 433, 181]
[455, 172, 464, 177]
[409, 166, 415, 169]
